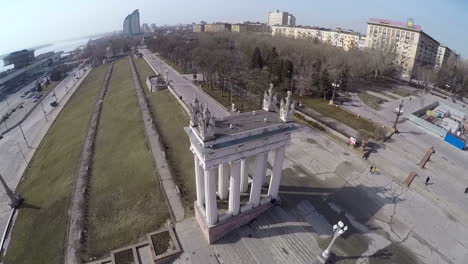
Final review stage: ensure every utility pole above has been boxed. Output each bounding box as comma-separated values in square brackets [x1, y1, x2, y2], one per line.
[40, 101, 48, 121]
[19, 124, 30, 148]
[0, 173, 24, 208]
[393, 100, 404, 133]
[16, 141, 29, 167]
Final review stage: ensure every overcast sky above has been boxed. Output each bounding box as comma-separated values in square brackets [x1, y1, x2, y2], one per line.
[2, 0, 468, 56]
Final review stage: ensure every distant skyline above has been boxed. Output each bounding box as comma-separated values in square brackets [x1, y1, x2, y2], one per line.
[2, 0, 468, 57]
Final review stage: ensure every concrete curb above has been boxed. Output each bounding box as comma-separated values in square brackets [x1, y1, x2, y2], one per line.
[195, 84, 230, 113]
[0, 208, 15, 254]
[295, 110, 349, 143]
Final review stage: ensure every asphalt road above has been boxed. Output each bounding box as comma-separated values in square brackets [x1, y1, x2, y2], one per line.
[0, 66, 89, 249]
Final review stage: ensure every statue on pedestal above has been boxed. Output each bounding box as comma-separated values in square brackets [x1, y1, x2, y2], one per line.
[197, 103, 216, 141]
[262, 83, 278, 112]
[279, 91, 295, 122]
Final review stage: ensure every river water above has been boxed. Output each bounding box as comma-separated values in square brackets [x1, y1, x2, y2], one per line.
[1, 36, 101, 73]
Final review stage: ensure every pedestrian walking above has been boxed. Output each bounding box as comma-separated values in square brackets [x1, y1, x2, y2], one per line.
[369, 166, 373, 174]
[464, 187, 468, 194]
[371, 166, 377, 175]
[425, 177, 430, 186]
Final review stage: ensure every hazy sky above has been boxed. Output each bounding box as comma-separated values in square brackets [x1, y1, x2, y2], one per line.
[2, 0, 468, 56]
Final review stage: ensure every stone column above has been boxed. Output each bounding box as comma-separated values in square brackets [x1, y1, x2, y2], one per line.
[229, 160, 241, 216]
[250, 152, 268, 208]
[218, 163, 229, 200]
[240, 159, 249, 193]
[194, 155, 205, 207]
[204, 167, 218, 225]
[267, 146, 286, 199]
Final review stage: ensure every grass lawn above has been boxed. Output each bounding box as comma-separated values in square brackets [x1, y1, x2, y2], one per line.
[4, 65, 109, 264]
[301, 97, 378, 135]
[87, 59, 169, 258]
[358, 92, 383, 110]
[391, 87, 415, 97]
[382, 91, 399, 100]
[135, 58, 196, 214]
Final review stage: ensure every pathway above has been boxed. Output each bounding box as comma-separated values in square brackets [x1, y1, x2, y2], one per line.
[65, 63, 114, 264]
[129, 56, 184, 222]
[141, 49, 229, 118]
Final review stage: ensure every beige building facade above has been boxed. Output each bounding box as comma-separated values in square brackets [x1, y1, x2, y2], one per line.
[271, 25, 362, 51]
[365, 18, 440, 77]
[204, 23, 231, 32]
[193, 24, 205, 32]
[231, 23, 270, 33]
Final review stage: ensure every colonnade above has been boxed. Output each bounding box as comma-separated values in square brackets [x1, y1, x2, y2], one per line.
[194, 145, 287, 225]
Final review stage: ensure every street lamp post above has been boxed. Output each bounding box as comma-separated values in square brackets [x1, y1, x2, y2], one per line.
[53, 91, 58, 102]
[329, 82, 340, 105]
[40, 101, 48, 121]
[320, 221, 348, 262]
[16, 141, 29, 167]
[393, 100, 404, 133]
[165, 70, 169, 85]
[19, 124, 30, 148]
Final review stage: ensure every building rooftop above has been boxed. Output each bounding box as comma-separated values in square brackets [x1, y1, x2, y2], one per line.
[214, 110, 284, 137]
[368, 18, 422, 31]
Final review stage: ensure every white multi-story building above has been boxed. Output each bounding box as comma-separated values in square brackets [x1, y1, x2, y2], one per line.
[271, 25, 362, 51]
[435, 45, 458, 68]
[365, 18, 440, 77]
[287, 14, 296, 26]
[268, 10, 295, 26]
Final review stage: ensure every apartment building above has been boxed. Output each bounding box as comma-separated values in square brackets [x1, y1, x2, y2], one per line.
[193, 24, 205, 32]
[204, 23, 231, 32]
[435, 45, 458, 68]
[271, 25, 362, 51]
[365, 18, 440, 77]
[231, 23, 270, 33]
[268, 10, 295, 26]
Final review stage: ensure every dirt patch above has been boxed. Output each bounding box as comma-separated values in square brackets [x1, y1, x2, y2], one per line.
[151, 231, 175, 256]
[114, 249, 135, 264]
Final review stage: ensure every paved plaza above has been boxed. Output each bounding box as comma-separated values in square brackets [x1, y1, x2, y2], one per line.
[141, 50, 468, 263]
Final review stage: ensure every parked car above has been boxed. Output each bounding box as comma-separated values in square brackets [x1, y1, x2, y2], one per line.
[50, 101, 58, 107]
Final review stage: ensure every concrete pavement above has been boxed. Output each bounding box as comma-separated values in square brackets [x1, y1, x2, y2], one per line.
[140, 51, 467, 263]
